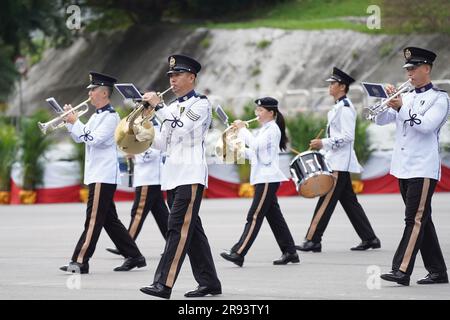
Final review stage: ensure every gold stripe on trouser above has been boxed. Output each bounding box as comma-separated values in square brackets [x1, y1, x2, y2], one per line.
[129, 186, 148, 239]
[400, 179, 430, 272]
[306, 172, 338, 241]
[77, 183, 101, 263]
[237, 183, 269, 255]
[166, 185, 197, 288]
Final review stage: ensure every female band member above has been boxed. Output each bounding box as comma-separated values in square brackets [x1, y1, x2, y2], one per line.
[220, 97, 299, 267]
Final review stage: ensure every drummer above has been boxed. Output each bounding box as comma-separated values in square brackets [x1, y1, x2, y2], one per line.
[296, 67, 380, 253]
[220, 97, 299, 267]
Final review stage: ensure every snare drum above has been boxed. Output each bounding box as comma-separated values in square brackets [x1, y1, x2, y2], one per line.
[290, 151, 335, 198]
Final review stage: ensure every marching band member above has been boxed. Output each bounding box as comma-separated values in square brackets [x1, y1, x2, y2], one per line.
[106, 118, 169, 256]
[220, 97, 299, 267]
[296, 67, 380, 253]
[60, 72, 146, 274]
[139, 55, 221, 299]
[378, 47, 449, 286]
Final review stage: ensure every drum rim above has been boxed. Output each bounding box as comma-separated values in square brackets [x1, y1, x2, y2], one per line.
[289, 150, 324, 165]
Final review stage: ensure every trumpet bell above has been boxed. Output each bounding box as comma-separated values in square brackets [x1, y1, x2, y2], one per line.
[361, 106, 375, 121]
[38, 122, 49, 134]
[115, 117, 155, 154]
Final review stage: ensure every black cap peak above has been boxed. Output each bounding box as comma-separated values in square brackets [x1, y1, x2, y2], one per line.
[325, 67, 355, 85]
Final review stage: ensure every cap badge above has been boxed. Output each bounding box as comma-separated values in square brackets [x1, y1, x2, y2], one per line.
[405, 49, 412, 59]
[89, 74, 93, 82]
[169, 57, 176, 67]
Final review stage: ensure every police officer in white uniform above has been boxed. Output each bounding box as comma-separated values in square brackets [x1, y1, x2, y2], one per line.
[106, 120, 169, 256]
[220, 97, 299, 267]
[139, 55, 221, 299]
[378, 47, 449, 286]
[60, 72, 146, 274]
[297, 67, 380, 253]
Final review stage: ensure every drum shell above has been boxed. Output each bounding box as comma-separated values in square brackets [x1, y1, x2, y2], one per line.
[290, 151, 335, 198]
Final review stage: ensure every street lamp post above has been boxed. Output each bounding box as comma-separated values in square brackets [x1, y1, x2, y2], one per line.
[14, 56, 28, 130]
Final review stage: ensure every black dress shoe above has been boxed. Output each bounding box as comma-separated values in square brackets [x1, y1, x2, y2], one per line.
[114, 256, 146, 271]
[184, 285, 222, 298]
[380, 270, 410, 286]
[60, 262, 89, 274]
[351, 237, 381, 251]
[106, 247, 122, 256]
[295, 240, 321, 252]
[140, 283, 171, 299]
[417, 272, 449, 285]
[220, 251, 244, 267]
[273, 252, 300, 265]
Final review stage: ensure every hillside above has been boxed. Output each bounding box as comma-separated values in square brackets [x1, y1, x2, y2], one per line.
[7, 26, 450, 116]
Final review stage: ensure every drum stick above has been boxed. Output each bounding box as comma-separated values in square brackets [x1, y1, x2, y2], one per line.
[308, 129, 324, 151]
[290, 147, 301, 155]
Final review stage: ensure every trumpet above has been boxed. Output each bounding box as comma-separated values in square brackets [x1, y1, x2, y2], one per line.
[38, 99, 91, 134]
[114, 86, 173, 154]
[364, 79, 412, 121]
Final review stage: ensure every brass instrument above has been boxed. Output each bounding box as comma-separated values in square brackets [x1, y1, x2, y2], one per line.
[363, 79, 412, 121]
[115, 86, 173, 155]
[38, 99, 91, 134]
[215, 117, 259, 164]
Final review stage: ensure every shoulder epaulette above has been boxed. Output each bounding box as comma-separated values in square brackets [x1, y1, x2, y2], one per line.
[432, 86, 447, 93]
[194, 93, 208, 99]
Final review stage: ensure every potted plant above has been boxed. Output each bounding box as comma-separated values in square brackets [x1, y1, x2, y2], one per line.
[72, 140, 88, 202]
[352, 116, 373, 193]
[0, 118, 17, 204]
[18, 110, 52, 204]
[286, 112, 327, 154]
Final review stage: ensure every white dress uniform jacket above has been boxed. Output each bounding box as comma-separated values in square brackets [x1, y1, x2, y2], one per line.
[133, 147, 162, 187]
[321, 96, 362, 173]
[152, 92, 211, 191]
[66, 104, 121, 185]
[375, 85, 450, 180]
[238, 120, 288, 185]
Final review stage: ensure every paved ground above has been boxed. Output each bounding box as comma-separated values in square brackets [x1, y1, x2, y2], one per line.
[0, 193, 449, 300]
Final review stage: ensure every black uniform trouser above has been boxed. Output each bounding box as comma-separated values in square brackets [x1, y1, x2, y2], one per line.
[72, 183, 142, 263]
[231, 182, 296, 256]
[392, 178, 447, 276]
[305, 171, 377, 243]
[153, 184, 221, 289]
[128, 185, 169, 241]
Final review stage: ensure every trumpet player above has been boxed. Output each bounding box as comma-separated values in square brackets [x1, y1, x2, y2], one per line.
[60, 72, 146, 274]
[106, 118, 169, 256]
[220, 97, 299, 267]
[297, 67, 380, 253]
[139, 55, 221, 299]
[377, 47, 449, 286]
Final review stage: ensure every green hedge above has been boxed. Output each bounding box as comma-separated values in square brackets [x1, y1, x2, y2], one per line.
[0, 117, 17, 190]
[19, 110, 52, 190]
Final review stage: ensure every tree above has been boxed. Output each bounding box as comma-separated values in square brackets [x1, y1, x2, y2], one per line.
[0, 0, 72, 101]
